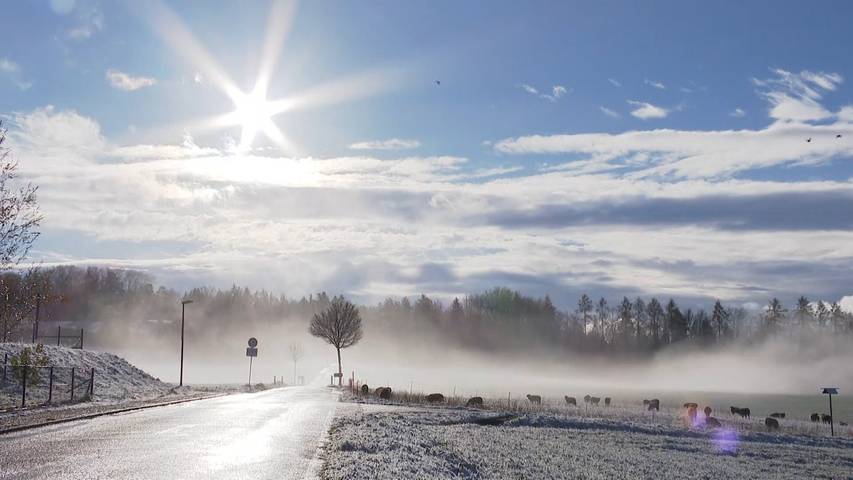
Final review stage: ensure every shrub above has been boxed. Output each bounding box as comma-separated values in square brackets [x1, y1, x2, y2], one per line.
[10, 344, 50, 385]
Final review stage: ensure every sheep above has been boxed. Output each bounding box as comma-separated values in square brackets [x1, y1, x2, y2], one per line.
[426, 393, 445, 403]
[466, 396, 484, 408]
[730, 406, 750, 418]
[686, 405, 698, 424]
[810, 413, 821, 422]
[840, 422, 848, 426]
[769, 412, 786, 419]
[564, 396, 577, 406]
[683, 402, 698, 409]
[376, 387, 392, 400]
[590, 396, 601, 405]
[821, 414, 832, 424]
[361, 384, 369, 395]
[703, 406, 712, 418]
[765, 417, 780, 430]
[526, 394, 542, 405]
[583, 394, 591, 404]
[604, 397, 611, 407]
[706, 417, 722, 428]
[646, 399, 660, 411]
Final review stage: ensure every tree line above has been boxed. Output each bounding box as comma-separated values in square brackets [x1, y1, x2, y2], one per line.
[2, 266, 851, 356]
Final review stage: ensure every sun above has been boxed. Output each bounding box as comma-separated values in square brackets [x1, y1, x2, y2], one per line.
[219, 82, 292, 151]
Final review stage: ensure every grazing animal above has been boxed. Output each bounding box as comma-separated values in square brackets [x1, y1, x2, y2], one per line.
[564, 396, 577, 406]
[769, 412, 786, 419]
[426, 393, 445, 403]
[703, 406, 712, 418]
[642, 399, 649, 406]
[526, 394, 542, 405]
[604, 397, 611, 407]
[730, 406, 750, 418]
[686, 405, 698, 424]
[647, 399, 660, 411]
[361, 384, 369, 395]
[376, 387, 392, 400]
[821, 414, 832, 424]
[839, 422, 848, 426]
[765, 417, 780, 430]
[583, 395, 592, 404]
[466, 396, 484, 407]
[590, 396, 601, 405]
[810, 413, 821, 423]
[683, 402, 698, 409]
[706, 417, 722, 428]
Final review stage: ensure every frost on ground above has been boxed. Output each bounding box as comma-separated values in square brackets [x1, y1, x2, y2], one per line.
[322, 408, 853, 480]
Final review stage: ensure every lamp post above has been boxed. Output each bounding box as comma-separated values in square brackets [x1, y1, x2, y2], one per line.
[180, 300, 193, 387]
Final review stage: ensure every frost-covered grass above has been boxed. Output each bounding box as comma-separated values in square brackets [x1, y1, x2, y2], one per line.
[322, 407, 853, 480]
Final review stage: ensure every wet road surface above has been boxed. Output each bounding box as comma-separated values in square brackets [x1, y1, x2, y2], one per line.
[0, 386, 340, 480]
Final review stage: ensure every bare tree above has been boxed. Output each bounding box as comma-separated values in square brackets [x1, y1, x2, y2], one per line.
[0, 121, 42, 270]
[289, 341, 304, 384]
[309, 296, 362, 386]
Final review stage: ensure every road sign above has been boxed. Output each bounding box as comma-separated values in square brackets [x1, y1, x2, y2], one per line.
[821, 387, 839, 436]
[822, 387, 839, 395]
[246, 347, 258, 357]
[248, 337, 258, 348]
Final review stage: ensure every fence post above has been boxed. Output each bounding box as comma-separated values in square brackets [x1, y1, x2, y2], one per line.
[70, 368, 75, 402]
[57, 325, 61, 347]
[48, 366, 54, 404]
[80, 329, 84, 350]
[2, 353, 6, 385]
[89, 367, 95, 397]
[21, 365, 27, 407]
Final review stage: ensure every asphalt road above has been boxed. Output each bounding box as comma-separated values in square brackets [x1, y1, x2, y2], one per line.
[0, 386, 340, 480]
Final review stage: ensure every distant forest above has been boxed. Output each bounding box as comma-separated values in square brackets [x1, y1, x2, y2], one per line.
[2, 266, 852, 355]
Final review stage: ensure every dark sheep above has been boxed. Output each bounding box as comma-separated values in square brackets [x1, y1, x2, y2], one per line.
[466, 396, 484, 408]
[583, 394, 592, 404]
[642, 399, 650, 406]
[564, 396, 577, 406]
[706, 417, 722, 428]
[647, 399, 660, 411]
[821, 414, 832, 424]
[730, 406, 750, 418]
[526, 394, 542, 405]
[361, 384, 369, 395]
[703, 406, 712, 418]
[590, 396, 601, 405]
[765, 417, 780, 430]
[810, 413, 821, 422]
[426, 393, 445, 403]
[840, 422, 848, 427]
[604, 397, 611, 407]
[769, 412, 785, 419]
[376, 387, 392, 400]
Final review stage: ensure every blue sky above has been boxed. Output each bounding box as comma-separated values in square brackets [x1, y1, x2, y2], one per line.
[3, 0, 853, 311]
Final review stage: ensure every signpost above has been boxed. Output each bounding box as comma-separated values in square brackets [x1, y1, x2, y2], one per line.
[821, 387, 839, 436]
[246, 337, 258, 387]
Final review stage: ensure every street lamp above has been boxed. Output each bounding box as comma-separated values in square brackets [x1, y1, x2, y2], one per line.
[180, 300, 193, 387]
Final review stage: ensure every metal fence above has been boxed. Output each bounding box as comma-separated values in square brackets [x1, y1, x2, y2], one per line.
[1, 356, 95, 409]
[36, 326, 85, 349]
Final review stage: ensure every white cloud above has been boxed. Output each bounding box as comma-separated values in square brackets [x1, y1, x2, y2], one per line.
[627, 100, 669, 119]
[754, 69, 842, 122]
[106, 69, 157, 91]
[0, 58, 20, 73]
[608, 78, 622, 87]
[730, 108, 746, 118]
[0, 58, 32, 90]
[644, 79, 666, 90]
[349, 138, 421, 151]
[839, 106, 853, 122]
[520, 84, 569, 102]
[840, 295, 853, 313]
[599, 106, 620, 118]
[193, 72, 204, 84]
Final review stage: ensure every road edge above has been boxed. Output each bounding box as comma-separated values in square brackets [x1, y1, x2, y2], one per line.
[0, 393, 228, 435]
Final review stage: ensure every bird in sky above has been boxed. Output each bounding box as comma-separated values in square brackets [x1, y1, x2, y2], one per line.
[435, 80, 441, 86]
[837, 134, 843, 138]
[806, 138, 812, 142]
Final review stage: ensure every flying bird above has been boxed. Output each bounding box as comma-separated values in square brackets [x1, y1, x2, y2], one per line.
[435, 80, 441, 86]
[837, 134, 843, 138]
[806, 138, 812, 142]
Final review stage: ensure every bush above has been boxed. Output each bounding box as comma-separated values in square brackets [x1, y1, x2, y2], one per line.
[10, 344, 50, 385]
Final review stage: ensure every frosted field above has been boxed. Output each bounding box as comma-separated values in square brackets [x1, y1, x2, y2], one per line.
[322, 403, 853, 479]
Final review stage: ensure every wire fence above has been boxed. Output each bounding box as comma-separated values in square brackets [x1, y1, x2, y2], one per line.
[1, 356, 95, 409]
